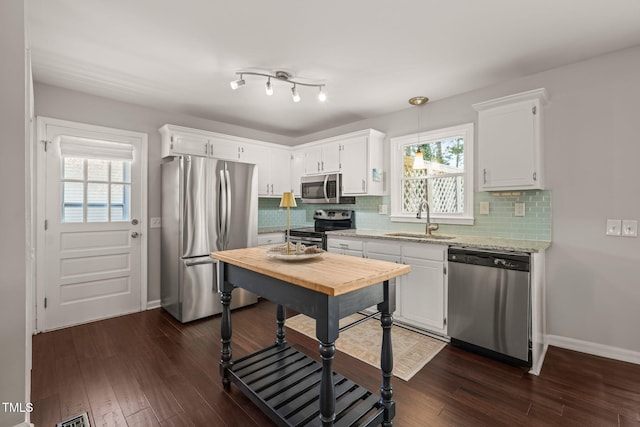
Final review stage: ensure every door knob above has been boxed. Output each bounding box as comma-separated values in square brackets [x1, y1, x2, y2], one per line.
[131, 231, 140, 238]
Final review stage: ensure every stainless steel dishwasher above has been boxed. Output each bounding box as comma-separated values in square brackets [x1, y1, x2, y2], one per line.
[447, 247, 531, 367]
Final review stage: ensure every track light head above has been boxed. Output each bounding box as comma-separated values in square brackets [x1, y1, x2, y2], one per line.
[291, 85, 301, 103]
[230, 75, 245, 90]
[317, 87, 327, 102]
[265, 78, 273, 96]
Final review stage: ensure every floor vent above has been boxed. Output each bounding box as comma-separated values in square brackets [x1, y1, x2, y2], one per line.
[57, 412, 90, 427]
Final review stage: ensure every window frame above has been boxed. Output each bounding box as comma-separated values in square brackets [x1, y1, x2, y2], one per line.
[389, 122, 474, 225]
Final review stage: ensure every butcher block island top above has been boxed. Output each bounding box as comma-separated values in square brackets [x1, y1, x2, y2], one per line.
[211, 246, 411, 296]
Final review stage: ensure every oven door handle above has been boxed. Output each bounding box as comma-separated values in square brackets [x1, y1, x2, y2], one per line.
[323, 174, 329, 202]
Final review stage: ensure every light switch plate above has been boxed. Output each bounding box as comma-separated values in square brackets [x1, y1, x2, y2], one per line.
[479, 201, 490, 215]
[606, 219, 622, 236]
[622, 220, 638, 237]
[514, 202, 525, 217]
[150, 217, 162, 228]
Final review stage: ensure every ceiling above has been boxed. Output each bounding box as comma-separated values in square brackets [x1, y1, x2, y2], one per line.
[27, 0, 640, 138]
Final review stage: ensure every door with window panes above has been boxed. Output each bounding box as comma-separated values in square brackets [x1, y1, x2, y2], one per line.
[42, 121, 144, 330]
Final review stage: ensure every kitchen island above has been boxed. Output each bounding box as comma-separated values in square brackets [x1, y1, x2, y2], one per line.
[211, 246, 411, 427]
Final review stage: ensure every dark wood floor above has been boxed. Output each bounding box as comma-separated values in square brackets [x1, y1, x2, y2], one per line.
[31, 300, 640, 427]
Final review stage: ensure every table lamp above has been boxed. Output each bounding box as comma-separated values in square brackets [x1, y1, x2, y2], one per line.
[279, 191, 297, 248]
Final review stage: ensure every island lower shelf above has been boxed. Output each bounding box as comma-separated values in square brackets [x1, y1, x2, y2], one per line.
[227, 343, 387, 427]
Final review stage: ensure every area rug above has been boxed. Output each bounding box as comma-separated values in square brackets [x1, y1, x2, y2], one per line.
[285, 313, 446, 381]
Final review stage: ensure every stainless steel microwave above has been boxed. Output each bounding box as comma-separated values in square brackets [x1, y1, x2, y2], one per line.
[300, 173, 355, 204]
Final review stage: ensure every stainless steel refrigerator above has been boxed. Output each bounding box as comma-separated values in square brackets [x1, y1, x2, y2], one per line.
[161, 156, 259, 322]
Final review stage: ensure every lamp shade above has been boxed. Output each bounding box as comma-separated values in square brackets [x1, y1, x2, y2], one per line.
[413, 148, 426, 169]
[279, 191, 297, 208]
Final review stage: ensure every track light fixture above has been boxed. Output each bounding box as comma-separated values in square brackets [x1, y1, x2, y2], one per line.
[230, 70, 326, 103]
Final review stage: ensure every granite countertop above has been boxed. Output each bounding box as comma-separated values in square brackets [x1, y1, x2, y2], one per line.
[258, 227, 287, 234]
[258, 225, 311, 234]
[325, 229, 551, 253]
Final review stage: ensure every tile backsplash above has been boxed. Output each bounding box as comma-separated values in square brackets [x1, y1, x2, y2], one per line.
[259, 190, 551, 241]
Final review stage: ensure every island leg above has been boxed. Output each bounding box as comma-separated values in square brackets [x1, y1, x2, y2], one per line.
[317, 301, 339, 426]
[378, 279, 396, 426]
[275, 304, 286, 345]
[220, 288, 233, 391]
[319, 341, 336, 426]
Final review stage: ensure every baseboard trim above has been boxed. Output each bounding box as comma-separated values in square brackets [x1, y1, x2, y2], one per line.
[12, 422, 34, 427]
[546, 335, 640, 365]
[146, 299, 161, 310]
[529, 343, 548, 376]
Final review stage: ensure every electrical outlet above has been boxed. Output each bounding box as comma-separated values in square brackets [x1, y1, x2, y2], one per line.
[606, 219, 622, 236]
[514, 202, 525, 217]
[479, 201, 490, 215]
[150, 217, 162, 228]
[378, 204, 388, 215]
[622, 220, 638, 237]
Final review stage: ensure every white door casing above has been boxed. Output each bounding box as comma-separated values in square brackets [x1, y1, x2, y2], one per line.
[36, 117, 148, 331]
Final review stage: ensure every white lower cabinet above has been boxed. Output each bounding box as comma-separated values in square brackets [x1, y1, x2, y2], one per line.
[257, 232, 285, 246]
[328, 236, 448, 336]
[363, 241, 401, 313]
[398, 244, 446, 335]
[326, 237, 364, 257]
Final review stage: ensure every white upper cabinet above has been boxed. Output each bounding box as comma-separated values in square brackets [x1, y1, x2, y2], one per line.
[304, 142, 341, 174]
[259, 147, 292, 197]
[298, 129, 386, 196]
[290, 150, 305, 197]
[209, 134, 265, 163]
[161, 124, 269, 163]
[160, 124, 293, 198]
[340, 130, 385, 196]
[473, 88, 549, 191]
[160, 125, 209, 158]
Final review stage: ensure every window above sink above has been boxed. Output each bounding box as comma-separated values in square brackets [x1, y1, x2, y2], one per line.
[389, 123, 475, 225]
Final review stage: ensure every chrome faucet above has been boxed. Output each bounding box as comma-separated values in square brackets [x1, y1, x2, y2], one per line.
[416, 200, 439, 235]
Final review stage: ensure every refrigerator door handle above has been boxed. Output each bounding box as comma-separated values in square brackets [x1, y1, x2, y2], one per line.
[184, 258, 216, 267]
[218, 169, 227, 249]
[224, 169, 232, 248]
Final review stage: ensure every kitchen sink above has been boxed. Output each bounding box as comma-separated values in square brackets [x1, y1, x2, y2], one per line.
[384, 232, 455, 240]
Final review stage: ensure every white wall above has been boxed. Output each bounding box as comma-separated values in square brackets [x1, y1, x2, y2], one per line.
[33, 45, 640, 358]
[0, 1, 28, 426]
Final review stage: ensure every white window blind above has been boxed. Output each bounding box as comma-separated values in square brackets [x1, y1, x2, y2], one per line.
[59, 136, 134, 161]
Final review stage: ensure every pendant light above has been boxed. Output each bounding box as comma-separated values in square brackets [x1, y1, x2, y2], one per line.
[409, 96, 429, 170]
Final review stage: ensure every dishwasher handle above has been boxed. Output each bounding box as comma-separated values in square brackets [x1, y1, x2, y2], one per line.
[448, 248, 529, 272]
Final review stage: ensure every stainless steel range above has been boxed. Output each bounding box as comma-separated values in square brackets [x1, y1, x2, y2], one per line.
[289, 209, 355, 250]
